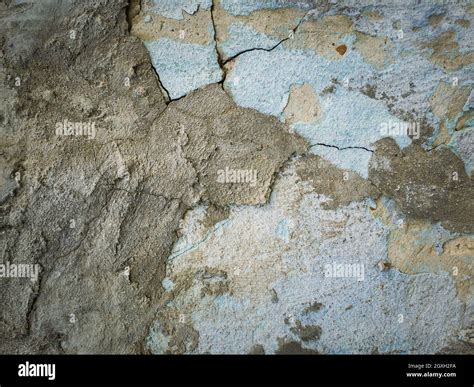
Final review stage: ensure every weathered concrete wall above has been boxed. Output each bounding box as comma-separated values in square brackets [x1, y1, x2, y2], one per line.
[0, 0, 472, 354]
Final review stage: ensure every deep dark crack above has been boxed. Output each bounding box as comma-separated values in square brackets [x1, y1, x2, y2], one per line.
[309, 143, 374, 153]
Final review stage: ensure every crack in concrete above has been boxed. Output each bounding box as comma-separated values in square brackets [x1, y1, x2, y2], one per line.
[210, 0, 222, 63]
[309, 142, 374, 153]
[220, 8, 317, 66]
[24, 183, 117, 339]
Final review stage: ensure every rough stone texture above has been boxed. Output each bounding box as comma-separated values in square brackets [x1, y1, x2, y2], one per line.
[0, 0, 473, 354]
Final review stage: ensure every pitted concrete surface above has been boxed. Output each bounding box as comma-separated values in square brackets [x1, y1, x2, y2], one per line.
[0, 0, 472, 354]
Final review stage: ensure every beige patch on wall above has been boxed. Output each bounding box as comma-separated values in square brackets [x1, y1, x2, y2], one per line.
[132, 7, 213, 45]
[361, 9, 384, 20]
[295, 155, 379, 210]
[456, 19, 470, 28]
[283, 84, 321, 125]
[212, 0, 304, 60]
[430, 82, 471, 120]
[456, 111, 474, 131]
[354, 32, 394, 69]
